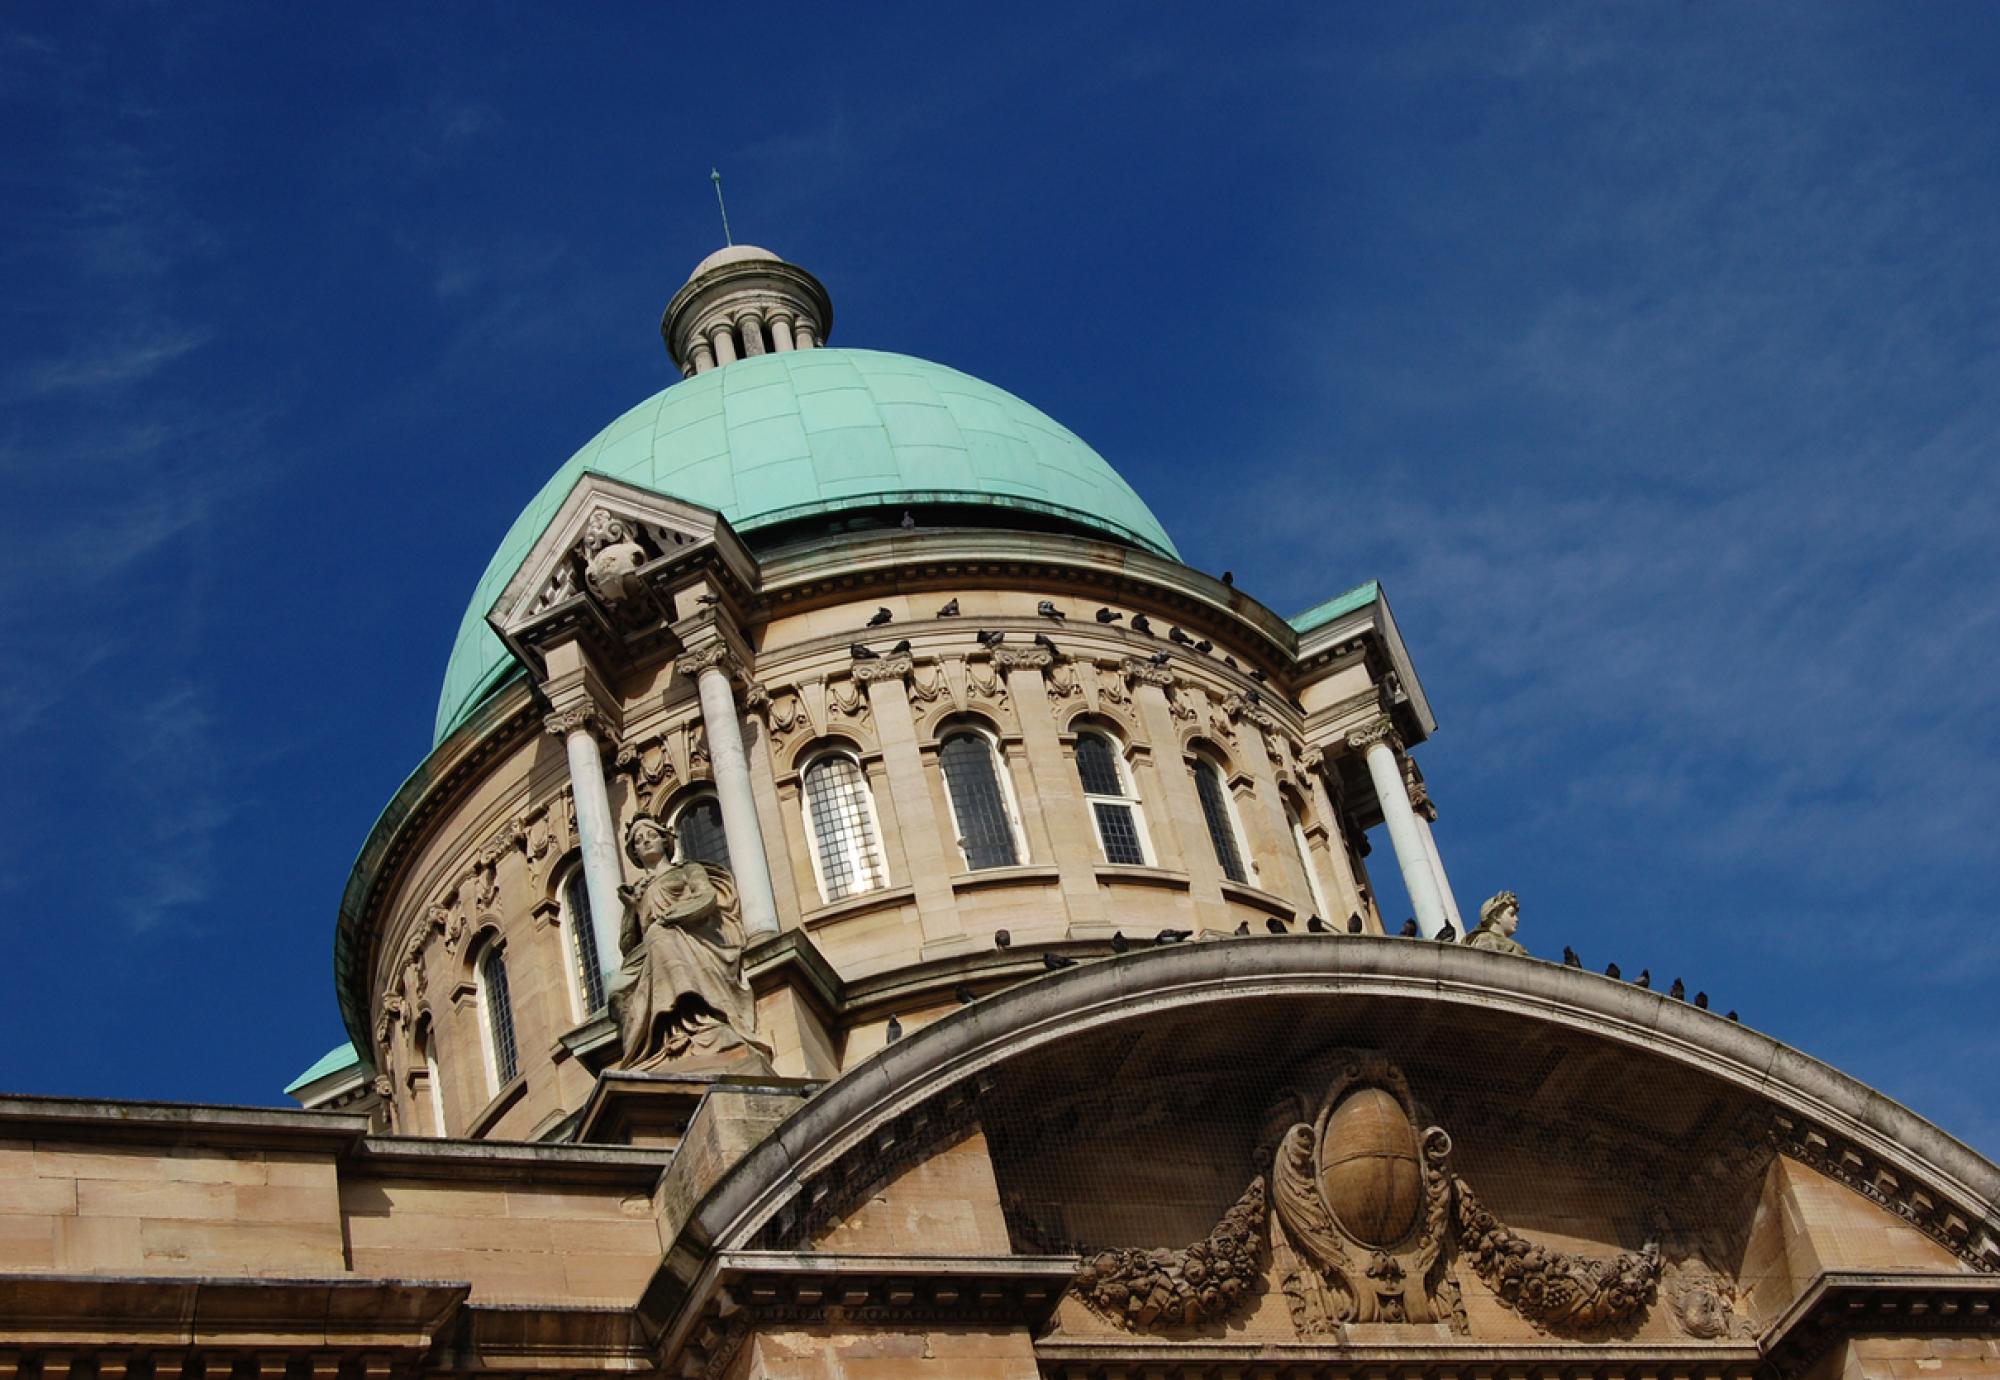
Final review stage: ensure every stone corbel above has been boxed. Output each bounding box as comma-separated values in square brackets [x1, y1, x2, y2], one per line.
[850, 653, 915, 685]
[993, 646, 1055, 673]
[1120, 655, 1175, 689]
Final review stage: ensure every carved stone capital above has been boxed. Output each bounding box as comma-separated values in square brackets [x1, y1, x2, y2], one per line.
[993, 647, 1054, 672]
[1297, 743, 1325, 772]
[1345, 714, 1401, 755]
[1119, 656, 1176, 688]
[851, 654, 915, 685]
[674, 643, 743, 681]
[543, 701, 614, 745]
[1408, 780, 1436, 820]
[1224, 692, 1281, 734]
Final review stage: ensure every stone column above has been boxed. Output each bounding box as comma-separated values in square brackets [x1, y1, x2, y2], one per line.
[1408, 779, 1464, 933]
[709, 324, 738, 366]
[545, 704, 625, 986]
[687, 337, 716, 374]
[678, 646, 780, 939]
[1347, 716, 1448, 938]
[765, 310, 796, 351]
[999, 648, 1103, 931]
[737, 310, 767, 356]
[791, 317, 817, 351]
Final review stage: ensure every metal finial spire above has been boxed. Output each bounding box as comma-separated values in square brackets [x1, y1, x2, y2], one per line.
[710, 168, 732, 247]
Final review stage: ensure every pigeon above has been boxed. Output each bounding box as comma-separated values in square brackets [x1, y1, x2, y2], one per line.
[850, 643, 879, 660]
[1266, 917, 1289, 934]
[1146, 649, 1171, 666]
[1033, 632, 1061, 654]
[1347, 913, 1364, 934]
[1130, 614, 1155, 636]
[1726, 1010, 1740, 1023]
[1193, 638, 1213, 654]
[1244, 687, 1263, 706]
[1168, 626, 1194, 646]
[1563, 946, 1581, 968]
[1044, 951, 1078, 971]
[1249, 668, 1268, 683]
[1233, 920, 1251, 936]
[1110, 930, 1129, 953]
[1306, 915, 1328, 933]
[937, 598, 960, 617]
[1605, 962, 1622, 980]
[976, 629, 1006, 648]
[1037, 600, 1066, 620]
[1694, 991, 1709, 1010]
[885, 1014, 903, 1042]
[900, 510, 917, 529]
[888, 637, 912, 654]
[1399, 918, 1419, 937]
[1154, 928, 1193, 944]
[866, 607, 893, 627]
[1634, 969, 1651, 990]
[954, 984, 977, 1006]
[993, 929, 1011, 951]
[1221, 570, 1234, 586]
[695, 592, 721, 606]
[1669, 977, 1686, 1001]
[1223, 655, 1238, 670]
[1095, 607, 1123, 623]
[1438, 922, 1457, 943]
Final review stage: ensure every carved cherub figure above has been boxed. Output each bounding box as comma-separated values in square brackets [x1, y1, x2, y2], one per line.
[1465, 890, 1529, 957]
[606, 816, 772, 1074]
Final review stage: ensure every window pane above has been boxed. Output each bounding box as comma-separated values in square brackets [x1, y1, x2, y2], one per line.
[804, 756, 886, 902]
[1075, 733, 1123, 796]
[940, 733, 1018, 870]
[675, 795, 732, 871]
[1093, 801, 1147, 866]
[480, 948, 520, 1084]
[565, 871, 605, 1013]
[1194, 758, 1247, 883]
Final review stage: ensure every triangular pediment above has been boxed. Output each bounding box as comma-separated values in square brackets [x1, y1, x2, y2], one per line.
[488, 474, 756, 639]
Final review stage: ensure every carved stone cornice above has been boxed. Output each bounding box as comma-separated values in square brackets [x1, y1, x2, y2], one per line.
[1345, 714, 1401, 755]
[851, 654, 915, 685]
[992, 647, 1054, 672]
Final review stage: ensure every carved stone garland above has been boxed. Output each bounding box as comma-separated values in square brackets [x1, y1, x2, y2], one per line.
[1454, 1176, 1660, 1331]
[1072, 1178, 1268, 1328]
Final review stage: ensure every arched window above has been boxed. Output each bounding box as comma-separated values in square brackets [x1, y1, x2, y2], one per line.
[802, 751, 888, 903]
[1075, 729, 1149, 866]
[561, 868, 605, 1017]
[672, 791, 731, 870]
[938, 727, 1024, 870]
[1286, 798, 1333, 920]
[1192, 752, 1250, 884]
[476, 941, 520, 1090]
[413, 1015, 446, 1137]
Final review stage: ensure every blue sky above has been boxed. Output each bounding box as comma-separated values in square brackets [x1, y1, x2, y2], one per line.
[2, 4, 1995, 1154]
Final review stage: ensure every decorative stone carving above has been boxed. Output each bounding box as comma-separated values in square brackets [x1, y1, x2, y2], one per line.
[1455, 1176, 1660, 1332]
[963, 659, 1010, 712]
[1071, 1178, 1267, 1328]
[1119, 657, 1174, 690]
[606, 815, 773, 1075]
[753, 685, 809, 758]
[1345, 714, 1401, 754]
[850, 653, 914, 685]
[543, 702, 610, 742]
[581, 508, 648, 605]
[1665, 1257, 1754, 1339]
[1269, 1058, 1464, 1335]
[1465, 889, 1529, 956]
[673, 643, 741, 682]
[1045, 659, 1086, 709]
[992, 646, 1053, 673]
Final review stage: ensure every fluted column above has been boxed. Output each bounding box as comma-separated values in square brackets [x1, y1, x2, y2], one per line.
[1348, 716, 1447, 938]
[544, 704, 625, 985]
[677, 645, 780, 939]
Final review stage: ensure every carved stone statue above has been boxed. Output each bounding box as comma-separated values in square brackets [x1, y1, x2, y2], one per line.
[606, 816, 773, 1075]
[581, 509, 648, 606]
[1465, 889, 1529, 957]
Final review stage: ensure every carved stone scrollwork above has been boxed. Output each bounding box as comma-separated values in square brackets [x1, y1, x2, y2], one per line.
[851, 654, 914, 685]
[1454, 1175, 1660, 1332]
[1071, 1177, 1268, 1329]
[543, 702, 611, 743]
[992, 646, 1054, 673]
[673, 643, 742, 682]
[1119, 656, 1175, 690]
[1344, 714, 1401, 754]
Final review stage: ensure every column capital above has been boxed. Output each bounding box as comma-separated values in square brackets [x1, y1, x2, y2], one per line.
[543, 700, 616, 746]
[1345, 714, 1402, 755]
[674, 642, 745, 681]
[993, 647, 1055, 673]
[1119, 655, 1176, 688]
[852, 653, 915, 685]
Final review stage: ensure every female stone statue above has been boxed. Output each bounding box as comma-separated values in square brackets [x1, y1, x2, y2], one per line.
[1465, 889, 1529, 957]
[606, 815, 773, 1073]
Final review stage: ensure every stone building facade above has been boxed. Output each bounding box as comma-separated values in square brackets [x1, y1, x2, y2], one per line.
[3, 245, 1995, 1379]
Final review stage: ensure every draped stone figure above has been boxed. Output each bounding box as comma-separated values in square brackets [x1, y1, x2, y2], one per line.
[606, 816, 773, 1074]
[1465, 889, 1529, 957]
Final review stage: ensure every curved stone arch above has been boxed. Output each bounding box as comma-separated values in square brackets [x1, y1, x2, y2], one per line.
[1053, 698, 1144, 747]
[915, 702, 1010, 748]
[660, 939, 2000, 1349]
[779, 729, 871, 778]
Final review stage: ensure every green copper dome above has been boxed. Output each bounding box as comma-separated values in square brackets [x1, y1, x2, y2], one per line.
[434, 348, 1179, 744]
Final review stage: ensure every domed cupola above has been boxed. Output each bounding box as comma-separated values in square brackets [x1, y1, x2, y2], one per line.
[660, 244, 834, 376]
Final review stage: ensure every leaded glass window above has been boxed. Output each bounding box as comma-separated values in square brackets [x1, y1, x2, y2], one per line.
[1075, 729, 1148, 866]
[803, 753, 888, 902]
[478, 945, 520, 1087]
[563, 869, 605, 1015]
[939, 730, 1021, 870]
[674, 792, 732, 870]
[1194, 754, 1248, 883]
